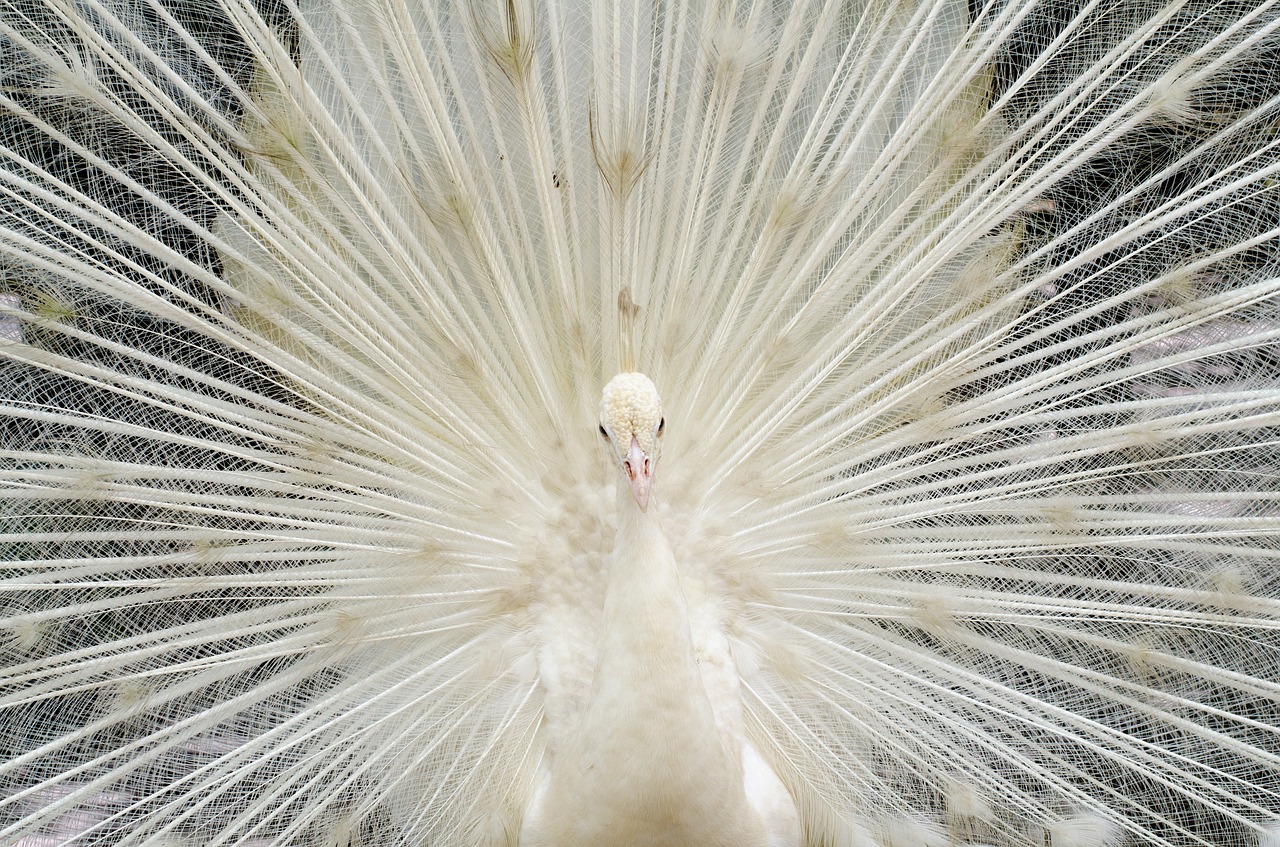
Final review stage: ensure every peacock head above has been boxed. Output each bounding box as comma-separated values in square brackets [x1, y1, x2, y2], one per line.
[598, 372, 665, 511]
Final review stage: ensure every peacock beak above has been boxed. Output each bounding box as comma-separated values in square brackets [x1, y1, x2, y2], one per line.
[624, 436, 653, 510]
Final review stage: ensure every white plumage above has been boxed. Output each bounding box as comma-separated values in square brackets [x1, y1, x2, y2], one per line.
[1, 1, 1278, 845]
[520, 371, 798, 846]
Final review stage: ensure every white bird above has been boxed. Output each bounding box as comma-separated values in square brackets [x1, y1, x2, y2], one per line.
[0, 1, 1278, 846]
[521, 370, 799, 847]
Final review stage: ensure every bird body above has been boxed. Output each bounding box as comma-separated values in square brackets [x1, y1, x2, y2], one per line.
[520, 372, 798, 847]
[522, 467, 797, 847]
[2, 1, 1280, 846]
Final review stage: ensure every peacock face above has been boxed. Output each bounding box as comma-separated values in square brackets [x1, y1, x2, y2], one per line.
[598, 372, 666, 510]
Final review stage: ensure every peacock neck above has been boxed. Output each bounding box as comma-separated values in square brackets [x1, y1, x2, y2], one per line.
[543, 485, 760, 845]
[519, 484, 778, 847]
[596, 487, 706, 714]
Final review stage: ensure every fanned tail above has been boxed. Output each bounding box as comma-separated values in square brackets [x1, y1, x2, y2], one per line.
[1, 1, 1278, 845]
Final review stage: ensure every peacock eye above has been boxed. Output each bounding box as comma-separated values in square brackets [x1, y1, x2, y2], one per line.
[657, 417, 665, 435]
[598, 424, 608, 438]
